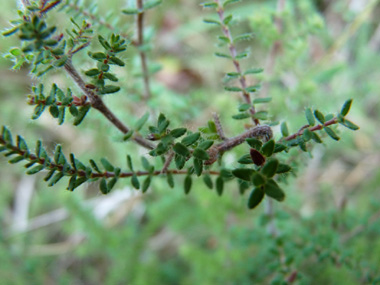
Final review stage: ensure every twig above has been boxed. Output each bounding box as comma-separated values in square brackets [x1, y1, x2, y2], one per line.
[282, 117, 338, 141]
[214, 0, 258, 125]
[161, 151, 175, 174]
[63, 60, 155, 150]
[136, 0, 152, 100]
[213, 113, 227, 140]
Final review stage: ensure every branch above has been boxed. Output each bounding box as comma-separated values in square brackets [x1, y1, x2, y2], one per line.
[205, 125, 272, 165]
[136, 0, 152, 99]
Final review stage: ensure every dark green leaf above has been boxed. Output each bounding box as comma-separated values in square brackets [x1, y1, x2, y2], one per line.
[281, 122, 289, 137]
[340, 119, 359, 131]
[167, 172, 174, 188]
[26, 165, 45, 175]
[193, 158, 203, 176]
[311, 132, 323, 143]
[198, 140, 214, 150]
[48, 172, 64, 187]
[142, 176, 151, 193]
[193, 148, 209, 160]
[170, 128, 187, 138]
[122, 8, 139, 15]
[203, 19, 221, 25]
[244, 68, 263, 75]
[203, 175, 213, 189]
[126, 155, 133, 171]
[131, 174, 140, 189]
[340, 99, 353, 116]
[73, 105, 91, 126]
[314, 110, 325, 124]
[232, 168, 255, 181]
[276, 164, 291, 174]
[109, 56, 125, 66]
[302, 128, 312, 141]
[184, 175, 192, 194]
[274, 143, 287, 153]
[84, 68, 100, 76]
[101, 158, 114, 171]
[252, 173, 266, 186]
[100, 178, 109, 194]
[261, 139, 275, 157]
[264, 179, 285, 201]
[305, 108, 315, 126]
[261, 158, 279, 178]
[238, 154, 253, 164]
[253, 97, 271, 104]
[246, 138, 262, 150]
[238, 103, 251, 112]
[324, 126, 340, 141]
[181, 132, 200, 146]
[225, 86, 242, 92]
[173, 143, 190, 157]
[175, 154, 186, 169]
[232, 113, 250, 120]
[247, 187, 264, 209]
[101, 85, 120, 94]
[216, 176, 224, 196]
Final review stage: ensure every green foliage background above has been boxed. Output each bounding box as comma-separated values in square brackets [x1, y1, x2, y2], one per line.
[1, 0, 380, 284]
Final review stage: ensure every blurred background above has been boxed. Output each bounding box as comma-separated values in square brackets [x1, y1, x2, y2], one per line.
[1, 0, 380, 284]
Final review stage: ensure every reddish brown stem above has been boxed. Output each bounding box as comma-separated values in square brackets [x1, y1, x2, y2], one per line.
[283, 118, 338, 141]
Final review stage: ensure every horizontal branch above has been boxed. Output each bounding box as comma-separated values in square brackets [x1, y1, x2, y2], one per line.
[282, 117, 338, 141]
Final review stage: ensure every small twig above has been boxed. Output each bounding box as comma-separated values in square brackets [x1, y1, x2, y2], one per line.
[136, 0, 152, 100]
[63, 60, 155, 149]
[282, 117, 338, 141]
[161, 151, 175, 174]
[212, 113, 227, 140]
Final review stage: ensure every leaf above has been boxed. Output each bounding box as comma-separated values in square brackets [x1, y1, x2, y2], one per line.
[281, 122, 289, 137]
[232, 113, 250, 120]
[253, 97, 271, 104]
[261, 158, 279, 178]
[238, 103, 251, 112]
[184, 175, 192, 194]
[142, 176, 151, 193]
[134, 112, 149, 131]
[126, 155, 133, 171]
[305, 108, 315, 126]
[234, 33, 254, 42]
[324, 126, 340, 141]
[109, 56, 125, 66]
[100, 178, 109, 194]
[175, 154, 186, 169]
[203, 175, 213, 189]
[223, 14, 233, 25]
[16, 135, 28, 151]
[239, 180, 250, 195]
[264, 179, 285, 202]
[201, 2, 218, 8]
[101, 85, 120, 94]
[170, 128, 187, 138]
[247, 187, 264, 209]
[341, 99, 353, 116]
[84, 68, 100, 76]
[131, 174, 140, 189]
[314, 110, 325, 124]
[143, 0, 162, 11]
[252, 172, 266, 186]
[276, 164, 291, 174]
[73, 105, 91, 126]
[261, 139, 275, 157]
[311, 132, 323, 143]
[252, 111, 268, 120]
[9, 156, 25, 164]
[69, 105, 79, 117]
[225, 86, 242, 92]
[197, 140, 214, 150]
[167, 172, 174, 188]
[48, 172, 65, 187]
[274, 143, 287, 153]
[26, 165, 44, 175]
[193, 158, 203, 176]
[101, 158, 114, 171]
[173, 143, 190, 157]
[246, 138, 262, 150]
[302, 128, 313, 142]
[340, 119, 359, 131]
[58, 106, 65, 125]
[122, 8, 139, 15]
[216, 176, 224, 196]
[244, 68, 263, 75]
[203, 19, 221, 25]
[232, 168, 255, 181]
[181, 132, 200, 146]
[123, 130, 134, 141]
[223, 0, 240, 8]
[238, 154, 253, 164]
[193, 148, 210, 160]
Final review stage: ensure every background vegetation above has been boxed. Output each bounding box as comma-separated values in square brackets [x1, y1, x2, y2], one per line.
[0, 0, 380, 284]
